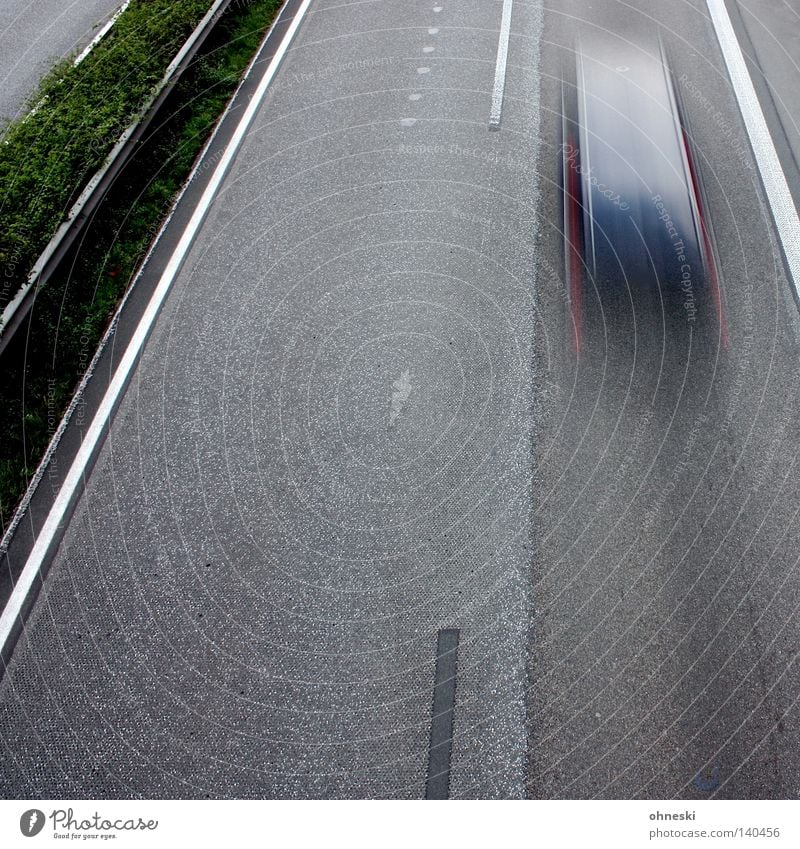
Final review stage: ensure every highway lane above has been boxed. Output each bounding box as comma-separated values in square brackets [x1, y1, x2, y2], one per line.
[1, 0, 800, 801]
[0, 0, 124, 124]
[0, 0, 542, 798]
[529, 0, 800, 798]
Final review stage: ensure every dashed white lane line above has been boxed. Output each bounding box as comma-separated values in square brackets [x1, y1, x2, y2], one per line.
[0, 0, 315, 658]
[706, 0, 800, 300]
[489, 0, 514, 130]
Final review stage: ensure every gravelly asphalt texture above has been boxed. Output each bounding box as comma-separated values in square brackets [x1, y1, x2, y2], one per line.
[733, 0, 800, 175]
[529, 0, 800, 799]
[0, 0, 542, 798]
[2, 0, 800, 800]
[0, 0, 123, 125]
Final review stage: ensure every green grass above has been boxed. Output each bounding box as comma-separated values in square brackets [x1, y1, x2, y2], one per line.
[0, 0, 283, 528]
[0, 0, 214, 310]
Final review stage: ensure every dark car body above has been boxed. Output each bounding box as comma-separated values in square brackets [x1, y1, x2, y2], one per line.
[563, 35, 714, 300]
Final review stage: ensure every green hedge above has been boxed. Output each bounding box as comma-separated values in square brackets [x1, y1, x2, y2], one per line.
[0, 0, 282, 525]
[0, 0, 214, 315]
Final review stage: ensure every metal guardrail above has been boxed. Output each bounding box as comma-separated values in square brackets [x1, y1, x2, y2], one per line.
[0, 0, 233, 357]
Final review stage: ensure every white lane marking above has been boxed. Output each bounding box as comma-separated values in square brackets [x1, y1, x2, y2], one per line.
[428, 27, 439, 35]
[74, 1, 132, 66]
[0, 0, 314, 657]
[417, 66, 431, 74]
[423, 45, 435, 53]
[489, 0, 513, 130]
[409, 92, 422, 101]
[706, 0, 800, 299]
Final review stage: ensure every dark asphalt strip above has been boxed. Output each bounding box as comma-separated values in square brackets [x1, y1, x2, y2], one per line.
[426, 629, 459, 800]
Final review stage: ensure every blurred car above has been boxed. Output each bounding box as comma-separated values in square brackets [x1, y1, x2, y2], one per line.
[562, 33, 722, 347]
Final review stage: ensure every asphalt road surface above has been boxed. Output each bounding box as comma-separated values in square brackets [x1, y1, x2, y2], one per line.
[530, 0, 800, 799]
[733, 0, 800, 174]
[0, 0, 124, 125]
[1, 0, 799, 799]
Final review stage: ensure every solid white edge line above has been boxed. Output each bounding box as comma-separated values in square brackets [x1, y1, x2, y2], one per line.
[706, 0, 800, 299]
[73, 0, 132, 66]
[0, 0, 314, 656]
[489, 0, 513, 129]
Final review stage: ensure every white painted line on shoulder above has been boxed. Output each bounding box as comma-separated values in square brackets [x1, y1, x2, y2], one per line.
[0, 0, 314, 657]
[489, 0, 514, 130]
[74, 0, 132, 66]
[706, 0, 800, 299]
